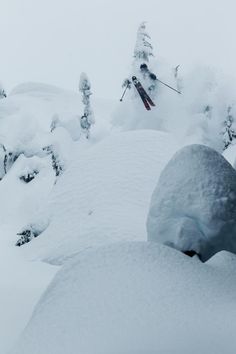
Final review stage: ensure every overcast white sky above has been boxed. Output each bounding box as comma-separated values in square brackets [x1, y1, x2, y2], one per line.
[0, 0, 236, 98]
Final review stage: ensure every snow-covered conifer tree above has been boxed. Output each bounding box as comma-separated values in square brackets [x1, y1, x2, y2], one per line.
[173, 65, 183, 93]
[43, 144, 64, 182]
[222, 106, 236, 149]
[133, 22, 154, 65]
[122, 22, 156, 95]
[133, 22, 157, 97]
[79, 73, 95, 139]
[50, 114, 61, 132]
[117, 22, 159, 130]
[0, 84, 7, 99]
[0, 82, 7, 99]
[204, 105, 212, 119]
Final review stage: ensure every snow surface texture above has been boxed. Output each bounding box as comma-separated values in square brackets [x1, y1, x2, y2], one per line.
[23, 130, 179, 265]
[147, 144, 236, 262]
[11, 242, 236, 354]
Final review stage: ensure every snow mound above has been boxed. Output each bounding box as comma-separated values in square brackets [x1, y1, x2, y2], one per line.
[206, 250, 236, 273]
[11, 242, 236, 354]
[23, 130, 179, 264]
[147, 144, 236, 262]
[10, 82, 66, 96]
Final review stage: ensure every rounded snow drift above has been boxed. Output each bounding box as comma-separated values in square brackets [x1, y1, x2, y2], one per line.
[147, 144, 236, 262]
[10, 242, 236, 354]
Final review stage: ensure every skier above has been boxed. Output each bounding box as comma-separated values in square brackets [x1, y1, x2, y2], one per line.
[120, 64, 157, 110]
[140, 63, 157, 93]
[120, 63, 181, 110]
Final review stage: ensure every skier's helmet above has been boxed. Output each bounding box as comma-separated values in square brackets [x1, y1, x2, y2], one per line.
[140, 63, 148, 71]
[149, 73, 157, 80]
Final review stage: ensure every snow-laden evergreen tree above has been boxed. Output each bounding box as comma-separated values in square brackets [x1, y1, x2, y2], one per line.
[19, 169, 39, 183]
[79, 73, 95, 139]
[50, 114, 61, 132]
[133, 22, 154, 64]
[3, 149, 21, 175]
[0, 83, 7, 99]
[203, 105, 212, 119]
[222, 106, 236, 149]
[133, 22, 157, 97]
[122, 22, 157, 101]
[173, 65, 183, 93]
[43, 144, 64, 182]
[16, 219, 49, 246]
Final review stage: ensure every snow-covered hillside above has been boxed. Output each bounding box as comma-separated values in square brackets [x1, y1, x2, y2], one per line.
[1, 76, 236, 354]
[22, 129, 179, 264]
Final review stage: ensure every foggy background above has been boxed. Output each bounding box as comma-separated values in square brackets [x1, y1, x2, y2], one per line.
[0, 0, 235, 98]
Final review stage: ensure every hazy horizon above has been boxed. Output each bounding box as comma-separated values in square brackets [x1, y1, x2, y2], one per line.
[1, 0, 236, 98]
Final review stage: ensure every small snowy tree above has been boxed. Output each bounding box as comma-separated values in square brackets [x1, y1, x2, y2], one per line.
[79, 73, 95, 139]
[173, 65, 183, 93]
[43, 144, 64, 181]
[16, 219, 49, 246]
[3, 149, 21, 175]
[0, 84, 7, 99]
[133, 22, 154, 64]
[203, 105, 212, 119]
[50, 114, 61, 132]
[222, 106, 236, 149]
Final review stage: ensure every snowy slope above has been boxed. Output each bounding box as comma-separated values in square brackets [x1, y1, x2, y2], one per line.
[0, 83, 179, 353]
[0, 83, 115, 354]
[22, 130, 180, 264]
[11, 242, 236, 354]
[2, 79, 236, 354]
[0, 235, 58, 354]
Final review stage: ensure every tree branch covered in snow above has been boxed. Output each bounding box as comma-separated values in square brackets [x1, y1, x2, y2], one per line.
[43, 144, 64, 181]
[79, 72, 95, 139]
[133, 22, 154, 63]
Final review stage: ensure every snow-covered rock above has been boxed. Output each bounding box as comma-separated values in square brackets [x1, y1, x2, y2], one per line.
[10, 242, 236, 354]
[147, 144, 236, 262]
[22, 130, 179, 264]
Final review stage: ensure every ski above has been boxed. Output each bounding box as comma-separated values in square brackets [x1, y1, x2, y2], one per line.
[132, 76, 155, 110]
[142, 88, 155, 107]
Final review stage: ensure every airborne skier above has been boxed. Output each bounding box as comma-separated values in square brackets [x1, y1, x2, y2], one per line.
[132, 75, 155, 110]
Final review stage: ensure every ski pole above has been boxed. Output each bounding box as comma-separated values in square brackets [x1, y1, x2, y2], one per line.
[120, 83, 130, 102]
[156, 78, 181, 94]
